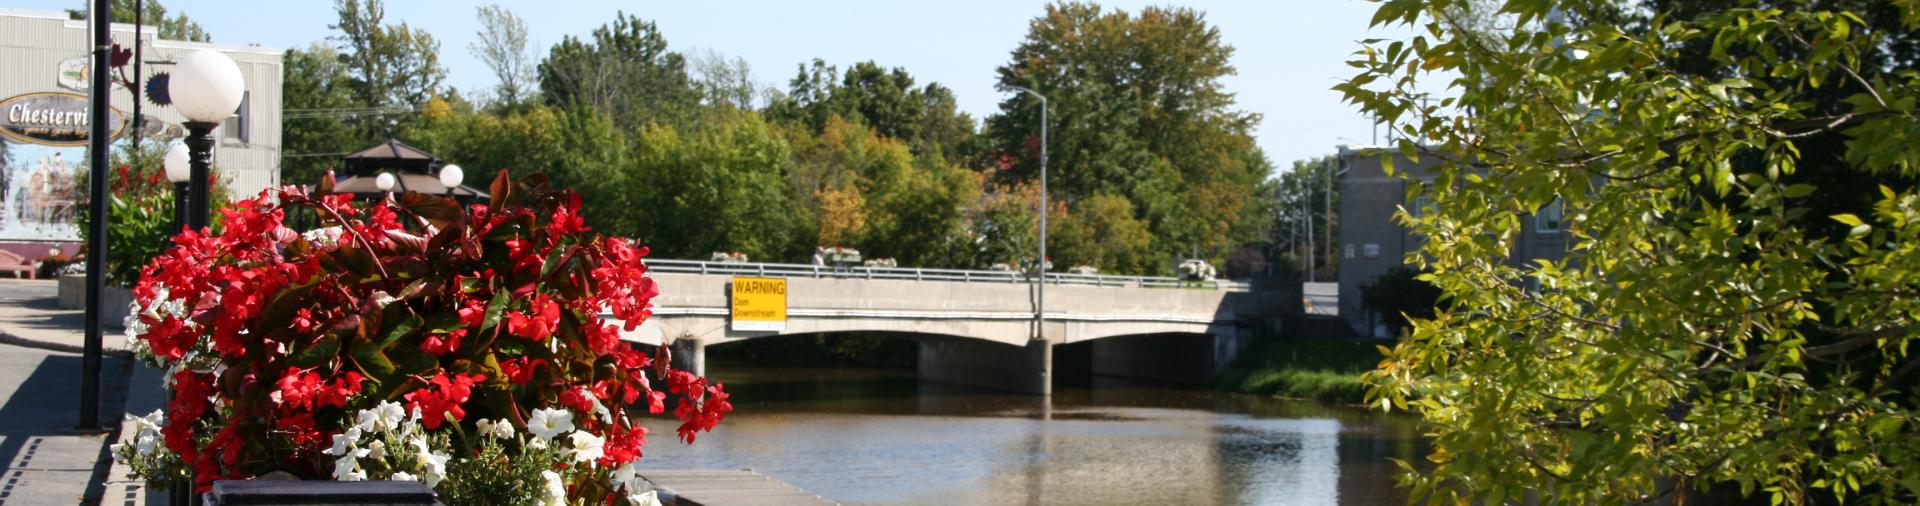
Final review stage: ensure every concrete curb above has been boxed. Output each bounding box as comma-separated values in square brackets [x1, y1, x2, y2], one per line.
[0, 328, 133, 358]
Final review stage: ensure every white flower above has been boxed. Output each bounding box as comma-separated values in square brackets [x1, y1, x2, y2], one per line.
[527, 437, 548, 450]
[390, 471, 417, 482]
[527, 408, 575, 441]
[585, 391, 613, 425]
[357, 401, 407, 433]
[611, 462, 638, 488]
[109, 442, 129, 464]
[331, 449, 369, 481]
[324, 428, 360, 456]
[567, 431, 605, 467]
[476, 418, 514, 439]
[626, 490, 661, 506]
[541, 470, 568, 506]
[409, 437, 451, 488]
[365, 440, 386, 460]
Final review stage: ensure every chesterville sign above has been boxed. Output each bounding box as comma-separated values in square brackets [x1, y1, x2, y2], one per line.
[0, 92, 128, 147]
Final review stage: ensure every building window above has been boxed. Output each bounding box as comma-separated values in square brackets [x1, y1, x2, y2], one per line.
[1413, 195, 1432, 218]
[1345, 245, 1355, 259]
[222, 91, 250, 144]
[1363, 243, 1380, 258]
[1536, 198, 1563, 234]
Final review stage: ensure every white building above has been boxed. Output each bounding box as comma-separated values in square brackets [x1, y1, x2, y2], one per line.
[0, 8, 282, 254]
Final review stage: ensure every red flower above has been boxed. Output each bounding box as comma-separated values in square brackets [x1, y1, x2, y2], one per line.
[403, 373, 483, 430]
[507, 293, 560, 340]
[500, 356, 545, 385]
[420, 328, 465, 356]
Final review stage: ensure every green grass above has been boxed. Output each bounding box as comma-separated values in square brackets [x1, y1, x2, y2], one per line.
[1213, 338, 1384, 404]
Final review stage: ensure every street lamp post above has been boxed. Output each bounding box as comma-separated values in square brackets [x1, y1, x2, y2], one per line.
[164, 143, 190, 234]
[1006, 85, 1050, 396]
[169, 50, 246, 231]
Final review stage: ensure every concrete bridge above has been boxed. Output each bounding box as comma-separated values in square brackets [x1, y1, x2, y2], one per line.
[615, 260, 1283, 395]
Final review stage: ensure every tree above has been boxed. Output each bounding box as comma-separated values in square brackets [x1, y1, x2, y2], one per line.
[537, 13, 700, 130]
[331, 0, 445, 108]
[626, 112, 805, 260]
[469, 4, 535, 107]
[691, 49, 763, 111]
[767, 60, 978, 160]
[1271, 156, 1339, 279]
[986, 2, 1268, 269]
[1050, 193, 1153, 273]
[1346, 1, 1920, 504]
[68, 0, 209, 42]
[280, 43, 361, 186]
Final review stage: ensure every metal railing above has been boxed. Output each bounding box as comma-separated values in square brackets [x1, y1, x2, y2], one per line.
[643, 259, 1245, 291]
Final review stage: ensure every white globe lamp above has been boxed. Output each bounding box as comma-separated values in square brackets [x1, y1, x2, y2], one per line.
[437, 164, 463, 193]
[376, 172, 397, 192]
[169, 50, 245, 123]
[163, 144, 191, 183]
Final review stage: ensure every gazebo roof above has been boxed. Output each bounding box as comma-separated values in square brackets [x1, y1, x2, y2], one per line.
[330, 138, 489, 201]
[341, 138, 438, 176]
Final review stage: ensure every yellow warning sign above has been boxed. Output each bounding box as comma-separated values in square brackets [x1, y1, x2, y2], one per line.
[730, 277, 787, 331]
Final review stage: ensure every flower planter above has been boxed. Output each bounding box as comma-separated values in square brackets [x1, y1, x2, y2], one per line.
[56, 274, 133, 327]
[203, 480, 442, 505]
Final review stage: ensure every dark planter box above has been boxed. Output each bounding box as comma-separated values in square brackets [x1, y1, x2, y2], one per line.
[202, 481, 441, 505]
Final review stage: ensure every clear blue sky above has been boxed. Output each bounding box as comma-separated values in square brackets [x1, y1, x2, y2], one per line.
[29, 0, 1408, 173]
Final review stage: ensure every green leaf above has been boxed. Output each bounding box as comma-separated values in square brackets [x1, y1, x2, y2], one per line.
[1831, 213, 1864, 227]
[479, 289, 510, 333]
[374, 313, 424, 349]
[288, 334, 341, 368]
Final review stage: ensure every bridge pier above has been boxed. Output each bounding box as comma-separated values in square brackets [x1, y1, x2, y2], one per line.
[918, 338, 1052, 395]
[671, 338, 706, 377]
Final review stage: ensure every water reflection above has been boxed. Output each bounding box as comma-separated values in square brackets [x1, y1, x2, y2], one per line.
[635, 365, 1421, 505]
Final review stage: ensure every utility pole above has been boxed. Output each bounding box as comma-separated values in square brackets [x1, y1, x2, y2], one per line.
[1304, 175, 1315, 283]
[1325, 157, 1334, 281]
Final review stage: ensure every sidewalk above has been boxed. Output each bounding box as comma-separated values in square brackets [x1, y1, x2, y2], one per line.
[0, 279, 163, 505]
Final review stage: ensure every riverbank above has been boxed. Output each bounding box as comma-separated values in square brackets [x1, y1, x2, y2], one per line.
[1213, 337, 1383, 404]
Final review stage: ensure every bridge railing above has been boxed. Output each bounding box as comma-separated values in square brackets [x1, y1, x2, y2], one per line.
[643, 259, 1245, 291]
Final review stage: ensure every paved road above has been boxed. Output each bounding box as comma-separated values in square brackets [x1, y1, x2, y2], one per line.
[0, 279, 162, 505]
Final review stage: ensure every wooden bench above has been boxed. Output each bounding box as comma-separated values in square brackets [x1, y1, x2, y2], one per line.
[0, 249, 35, 279]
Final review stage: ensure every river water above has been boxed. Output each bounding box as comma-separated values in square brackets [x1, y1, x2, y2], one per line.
[635, 364, 1425, 505]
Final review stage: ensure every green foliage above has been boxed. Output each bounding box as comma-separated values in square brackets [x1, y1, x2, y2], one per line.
[627, 112, 806, 260]
[986, 2, 1270, 269]
[1344, 1, 1920, 503]
[1359, 268, 1444, 338]
[768, 60, 979, 160]
[1271, 156, 1339, 280]
[331, 0, 446, 108]
[1051, 194, 1153, 274]
[68, 0, 209, 42]
[281, 42, 364, 187]
[1214, 337, 1381, 404]
[537, 13, 701, 130]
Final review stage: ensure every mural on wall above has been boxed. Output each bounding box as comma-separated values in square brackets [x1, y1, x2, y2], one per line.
[0, 140, 84, 241]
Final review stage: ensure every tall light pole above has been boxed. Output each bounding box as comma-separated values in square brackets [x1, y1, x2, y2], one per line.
[169, 50, 246, 231]
[1006, 85, 1048, 341]
[1006, 85, 1050, 396]
[80, 0, 111, 430]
